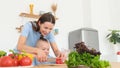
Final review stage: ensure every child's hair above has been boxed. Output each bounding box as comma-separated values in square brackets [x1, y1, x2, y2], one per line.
[39, 36, 48, 42]
[36, 36, 50, 48]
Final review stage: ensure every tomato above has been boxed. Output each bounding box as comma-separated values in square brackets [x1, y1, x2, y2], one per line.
[56, 57, 63, 64]
[0, 56, 14, 67]
[19, 56, 32, 66]
[13, 58, 19, 66]
[8, 53, 19, 66]
[0, 57, 1, 66]
[117, 51, 120, 55]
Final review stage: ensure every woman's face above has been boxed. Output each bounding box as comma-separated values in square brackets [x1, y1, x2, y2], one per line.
[39, 21, 54, 36]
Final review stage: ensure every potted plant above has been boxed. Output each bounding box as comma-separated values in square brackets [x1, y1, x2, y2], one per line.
[106, 30, 120, 44]
[106, 30, 120, 54]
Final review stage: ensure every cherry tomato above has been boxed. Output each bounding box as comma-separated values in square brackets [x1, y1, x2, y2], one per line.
[56, 57, 63, 64]
[0, 56, 14, 67]
[19, 56, 32, 66]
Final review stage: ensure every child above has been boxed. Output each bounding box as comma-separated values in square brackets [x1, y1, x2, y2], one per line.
[33, 37, 55, 65]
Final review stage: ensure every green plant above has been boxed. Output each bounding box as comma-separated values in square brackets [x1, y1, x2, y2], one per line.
[106, 30, 120, 44]
[65, 51, 110, 68]
[65, 42, 110, 68]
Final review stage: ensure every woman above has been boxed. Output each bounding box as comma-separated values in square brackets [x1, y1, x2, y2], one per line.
[17, 12, 64, 62]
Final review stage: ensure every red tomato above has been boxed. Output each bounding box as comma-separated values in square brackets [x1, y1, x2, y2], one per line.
[0, 57, 1, 66]
[56, 57, 63, 64]
[0, 56, 14, 67]
[117, 51, 120, 55]
[13, 58, 19, 66]
[8, 54, 19, 66]
[19, 56, 32, 66]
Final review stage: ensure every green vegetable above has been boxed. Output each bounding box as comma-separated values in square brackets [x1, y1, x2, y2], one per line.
[65, 51, 80, 67]
[65, 51, 110, 68]
[0, 50, 6, 57]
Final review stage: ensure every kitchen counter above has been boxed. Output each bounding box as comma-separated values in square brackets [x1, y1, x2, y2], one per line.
[30, 62, 120, 68]
[110, 62, 120, 68]
[0, 62, 119, 68]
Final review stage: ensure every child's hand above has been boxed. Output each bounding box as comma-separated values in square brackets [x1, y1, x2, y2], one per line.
[36, 49, 47, 62]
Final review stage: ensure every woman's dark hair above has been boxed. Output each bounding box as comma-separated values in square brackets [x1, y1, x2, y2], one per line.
[31, 12, 55, 32]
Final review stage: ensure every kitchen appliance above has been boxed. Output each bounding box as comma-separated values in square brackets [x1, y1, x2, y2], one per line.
[68, 28, 99, 51]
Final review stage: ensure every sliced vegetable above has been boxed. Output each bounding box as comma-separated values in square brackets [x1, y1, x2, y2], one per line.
[56, 57, 63, 64]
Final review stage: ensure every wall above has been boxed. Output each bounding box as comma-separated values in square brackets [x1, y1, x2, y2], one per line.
[91, 0, 120, 61]
[0, 0, 120, 61]
[0, 0, 83, 57]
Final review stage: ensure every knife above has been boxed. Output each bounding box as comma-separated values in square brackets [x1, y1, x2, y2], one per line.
[47, 58, 56, 62]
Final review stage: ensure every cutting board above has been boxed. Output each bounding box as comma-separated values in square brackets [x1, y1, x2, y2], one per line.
[31, 64, 67, 68]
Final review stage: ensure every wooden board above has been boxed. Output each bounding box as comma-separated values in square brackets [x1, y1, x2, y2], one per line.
[19, 13, 40, 19]
[31, 64, 67, 68]
[19, 12, 58, 20]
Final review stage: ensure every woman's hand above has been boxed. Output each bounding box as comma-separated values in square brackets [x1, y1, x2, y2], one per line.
[36, 49, 47, 62]
[57, 52, 65, 58]
[57, 52, 66, 62]
[57, 49, 70, 62]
